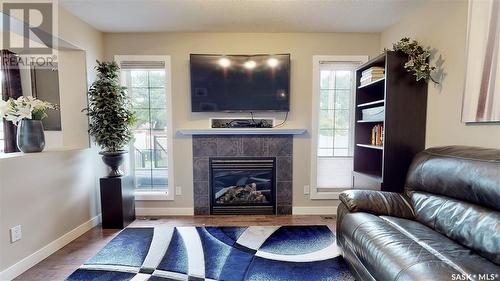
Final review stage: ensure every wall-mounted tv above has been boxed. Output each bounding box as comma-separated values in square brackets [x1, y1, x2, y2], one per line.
[190, 54, 290, 112]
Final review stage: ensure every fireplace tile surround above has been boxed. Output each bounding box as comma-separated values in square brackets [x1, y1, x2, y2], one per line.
[192, 135, 293, 215]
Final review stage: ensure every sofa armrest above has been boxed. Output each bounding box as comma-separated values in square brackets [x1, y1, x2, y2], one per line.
[339, 190, 415, 219]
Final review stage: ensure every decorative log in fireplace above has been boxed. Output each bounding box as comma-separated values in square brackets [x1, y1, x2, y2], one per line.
[216, 183, 269, 204]
[210, 158, 276, 215]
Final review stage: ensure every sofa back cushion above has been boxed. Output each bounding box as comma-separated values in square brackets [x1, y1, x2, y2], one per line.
[405, 146, 500, 212]
[410, 191, 500, 265]
[405, 146, 500, 264]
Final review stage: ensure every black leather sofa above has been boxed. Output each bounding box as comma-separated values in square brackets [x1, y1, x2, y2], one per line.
[337, 146, 500, 281]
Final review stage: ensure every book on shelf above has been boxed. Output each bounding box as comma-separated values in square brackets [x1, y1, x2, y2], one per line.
[361, 74, 385, 81]
[370, 124, 384, 147]
[360, 74, 384, 82]
[360, 66, 385, 86]
[362, 70, 385, 76]
[362, 66, 385, 77]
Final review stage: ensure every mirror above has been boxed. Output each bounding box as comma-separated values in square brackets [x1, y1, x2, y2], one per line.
[18, 63, 62, 131]
[32, 65, 62, 130]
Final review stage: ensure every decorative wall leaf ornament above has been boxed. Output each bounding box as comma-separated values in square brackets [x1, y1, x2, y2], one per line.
[392, 37, 439, 84]
[84, 60, 137, 152]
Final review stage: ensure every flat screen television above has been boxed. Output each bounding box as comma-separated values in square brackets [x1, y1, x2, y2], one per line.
[190, 54, 290, 112]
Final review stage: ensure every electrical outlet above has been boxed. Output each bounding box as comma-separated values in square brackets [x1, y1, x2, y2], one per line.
[303, 185, 310, 195]
[10, 225, 22, 243]
[175, 186, 182, 196]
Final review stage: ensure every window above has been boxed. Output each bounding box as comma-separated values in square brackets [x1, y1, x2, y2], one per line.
[310, 56, 368, 199]
[318, 64, 354, 157]
[115, 56, 174, 200]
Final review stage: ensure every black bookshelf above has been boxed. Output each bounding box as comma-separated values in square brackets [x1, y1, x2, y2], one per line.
[353, 51, 427, 192]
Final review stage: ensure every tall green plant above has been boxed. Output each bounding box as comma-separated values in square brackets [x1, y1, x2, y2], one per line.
[85, 60, 136, 152]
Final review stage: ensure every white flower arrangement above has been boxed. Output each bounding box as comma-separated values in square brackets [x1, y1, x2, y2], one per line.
[0, 96, 58, 125]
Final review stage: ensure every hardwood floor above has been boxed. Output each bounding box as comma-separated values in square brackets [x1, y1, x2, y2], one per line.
[14, 215, 337, 281]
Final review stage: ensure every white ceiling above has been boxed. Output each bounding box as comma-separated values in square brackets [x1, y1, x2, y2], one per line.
[60, 0, 424, 33]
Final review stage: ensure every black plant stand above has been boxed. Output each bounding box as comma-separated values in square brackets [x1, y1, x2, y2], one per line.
[100, 176, 135, 229]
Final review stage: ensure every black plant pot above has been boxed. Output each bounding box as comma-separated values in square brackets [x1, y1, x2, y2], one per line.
[100, 150, 127, 177]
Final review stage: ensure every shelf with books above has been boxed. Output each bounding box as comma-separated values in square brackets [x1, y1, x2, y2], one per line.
[357, 99, 385, 108]
[369, 123, 384, 147]
[359, 64, 385, 88]
[356, 144, 384, 150]
[353, 51, 427, 192]
[357, 77, 385, 89]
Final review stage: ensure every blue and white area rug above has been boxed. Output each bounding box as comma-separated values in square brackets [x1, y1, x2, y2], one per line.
[66, 225, 354, 281]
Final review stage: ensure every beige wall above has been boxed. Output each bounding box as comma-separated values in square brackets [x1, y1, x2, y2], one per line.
[380, 0, 500, 149]
[58, 7, 104, 84]
[0, 150, 98, 272]
[103, 32, 381, 209]
[56, 4, 107, 219]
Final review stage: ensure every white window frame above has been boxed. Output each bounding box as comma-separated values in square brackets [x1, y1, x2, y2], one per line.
[0, 126, 4, 153]
[114, 55, 175, 201]
[310, 55, 368, 200]
[0, 71, 4, 153]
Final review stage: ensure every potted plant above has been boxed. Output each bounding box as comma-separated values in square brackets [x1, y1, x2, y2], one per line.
[0, 96, 58, 153]
[85, 60, 136, 177]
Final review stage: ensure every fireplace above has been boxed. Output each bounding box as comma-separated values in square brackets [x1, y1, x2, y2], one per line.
[210, 157, 276, 215]
[192, 135, 292, 215]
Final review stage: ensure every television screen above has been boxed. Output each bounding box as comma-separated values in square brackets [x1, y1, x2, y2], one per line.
[190, 54, 290, 112]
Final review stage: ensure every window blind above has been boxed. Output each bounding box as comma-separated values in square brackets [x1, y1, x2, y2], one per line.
[119, 61, 165, 70]
[319, 61, 358, 71]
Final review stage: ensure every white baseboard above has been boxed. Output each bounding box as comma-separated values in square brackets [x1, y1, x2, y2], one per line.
[0, 215, 101, 281]
[292, 206, 338, 215]
[136, 207, 335, 216]
[136, 207, 194, 216]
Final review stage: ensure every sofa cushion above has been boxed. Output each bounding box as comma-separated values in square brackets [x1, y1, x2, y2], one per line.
[339, 190, 415, 219]
[381, 216, 500, 275]
[410, 191, 500, 265]
[405, 146, 500, 212]
[338, 212, 458, 281]
[338, 211, 500, 281]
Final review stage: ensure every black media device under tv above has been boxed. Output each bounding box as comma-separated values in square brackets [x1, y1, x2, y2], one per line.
[190, 54, 290, 112]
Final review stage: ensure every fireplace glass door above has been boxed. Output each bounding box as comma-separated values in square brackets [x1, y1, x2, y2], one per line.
[210, 158, 276, 215]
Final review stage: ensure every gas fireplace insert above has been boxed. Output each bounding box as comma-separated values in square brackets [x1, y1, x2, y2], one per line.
[209, 157, 276, 215]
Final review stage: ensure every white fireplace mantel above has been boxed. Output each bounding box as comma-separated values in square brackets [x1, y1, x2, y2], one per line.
[176, 128, 307, 135]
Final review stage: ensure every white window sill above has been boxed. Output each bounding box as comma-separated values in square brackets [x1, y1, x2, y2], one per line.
[310, 188, 350, 200]
[135, 190, 173, 201]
